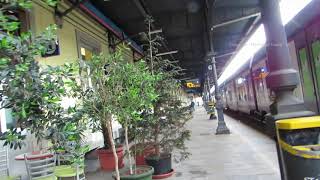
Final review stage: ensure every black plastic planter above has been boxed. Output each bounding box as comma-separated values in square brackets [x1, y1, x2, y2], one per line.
[145, 153, 172, 175]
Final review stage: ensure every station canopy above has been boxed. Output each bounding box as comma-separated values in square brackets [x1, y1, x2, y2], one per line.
[88, 0, 260, 92]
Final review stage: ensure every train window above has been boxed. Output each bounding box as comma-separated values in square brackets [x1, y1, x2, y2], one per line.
[312, 40, 320, 63]
[228, 90, 232, 101]
[298, 48, 314, 100]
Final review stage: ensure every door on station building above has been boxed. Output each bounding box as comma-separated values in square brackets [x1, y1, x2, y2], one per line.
[297, 47, 318, 113]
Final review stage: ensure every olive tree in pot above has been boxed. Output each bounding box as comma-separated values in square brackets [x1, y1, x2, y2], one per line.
[143, 78, 192, 178]
[82, 47, 159, 180]
[80, 51, 124, 173]
[140, 17, 192, 179]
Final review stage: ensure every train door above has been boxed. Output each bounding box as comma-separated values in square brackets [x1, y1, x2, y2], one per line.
[232, 80, 239, 111]
[311, 40, 320, 98]
[306, 19, 320, 113]
[294, 32, 318, 113]
[288, 41, 304, 101]
[297, 48, 318, 112]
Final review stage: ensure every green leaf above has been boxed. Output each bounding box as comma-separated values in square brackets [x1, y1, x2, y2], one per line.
[44, 0, 59, 7]
[18, 1, 33, 9]
[4, 22, 20, 32]
[21, 103, 27, 118]
[1, 38, 8, 48]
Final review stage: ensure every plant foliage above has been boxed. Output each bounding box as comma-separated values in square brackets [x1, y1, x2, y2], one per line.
[0, 0, 87, 161]
[135, 17, 192, 162]
[82, 46, 159, 175]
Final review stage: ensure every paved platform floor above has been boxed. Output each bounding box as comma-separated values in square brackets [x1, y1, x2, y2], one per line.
[10, 107, 281, 179]
[86, 107, 281, 180]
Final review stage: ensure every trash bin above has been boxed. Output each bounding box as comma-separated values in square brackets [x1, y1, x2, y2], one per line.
[276, 116, 320, 180]
[208, 101, 216, 119]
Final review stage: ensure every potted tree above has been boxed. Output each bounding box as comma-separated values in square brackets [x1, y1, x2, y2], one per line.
[144, 88, 192, 178]
[0, 0, 67, 148]
[130, 121, 155, 166]
[82, 47, 158, 180]
[80, 52, 125, 172]
[139, 68, 191, 178]
[138, 17, 192, 179]
[0, 2, 89, 170]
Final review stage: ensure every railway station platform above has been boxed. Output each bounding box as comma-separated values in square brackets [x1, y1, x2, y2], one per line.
[86, 107, 281, 180]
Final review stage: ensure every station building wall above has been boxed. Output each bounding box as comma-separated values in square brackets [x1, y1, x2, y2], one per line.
[1, 0, 138, 152]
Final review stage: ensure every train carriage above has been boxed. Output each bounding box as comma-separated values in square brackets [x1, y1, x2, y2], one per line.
[221, 2, 320, 128]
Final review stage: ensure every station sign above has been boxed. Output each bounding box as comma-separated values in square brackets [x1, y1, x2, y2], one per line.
[186, 82, 200, 88]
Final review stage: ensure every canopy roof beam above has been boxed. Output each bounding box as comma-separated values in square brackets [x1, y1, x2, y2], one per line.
[211, 12, 260, 30]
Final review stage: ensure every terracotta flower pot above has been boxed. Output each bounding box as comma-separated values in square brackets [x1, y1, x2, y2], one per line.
[97, 146, 124, 171]
[131, 143, 155, 166]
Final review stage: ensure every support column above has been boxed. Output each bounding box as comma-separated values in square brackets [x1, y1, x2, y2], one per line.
[207, 1, 229, 134]
[207, 76, 212, 101]
[260, 0, 314, 135]
[260, 1, 314, 179]
[210, 53, 230, 134]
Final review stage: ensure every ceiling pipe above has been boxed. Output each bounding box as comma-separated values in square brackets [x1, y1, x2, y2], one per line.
[211, 12, 261, 30]
[215, 51, 237, 59]
[218, 15, 261, 77]
[156, 50, 178, 57]
[132, 0, 176, 61]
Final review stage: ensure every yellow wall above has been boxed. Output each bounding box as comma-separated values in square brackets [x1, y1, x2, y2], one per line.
[116, 44, 134, 63]
[30, 0, 110, 66]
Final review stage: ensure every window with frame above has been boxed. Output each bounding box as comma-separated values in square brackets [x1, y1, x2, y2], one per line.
[76, 30, 101, 89]
[0, 7, 30, 35]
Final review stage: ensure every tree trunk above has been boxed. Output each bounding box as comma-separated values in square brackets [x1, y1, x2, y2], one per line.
[107, 119, 120, 180]
[101, 119, 111, 149]
[154, 103, 161, 157]
[154, 123, 160, 156]
[125, 125, 133, 174]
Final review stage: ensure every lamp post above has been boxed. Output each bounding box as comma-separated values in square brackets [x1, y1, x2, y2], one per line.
[206, 68, 212, 101]
[206, 0, 230, 133]
[207, 65, 217, 120]
[208, 52, 230, 134]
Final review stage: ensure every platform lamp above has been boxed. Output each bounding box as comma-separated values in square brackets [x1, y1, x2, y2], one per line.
[207, 51, 230, 134]
[207, 65, 217, 120]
